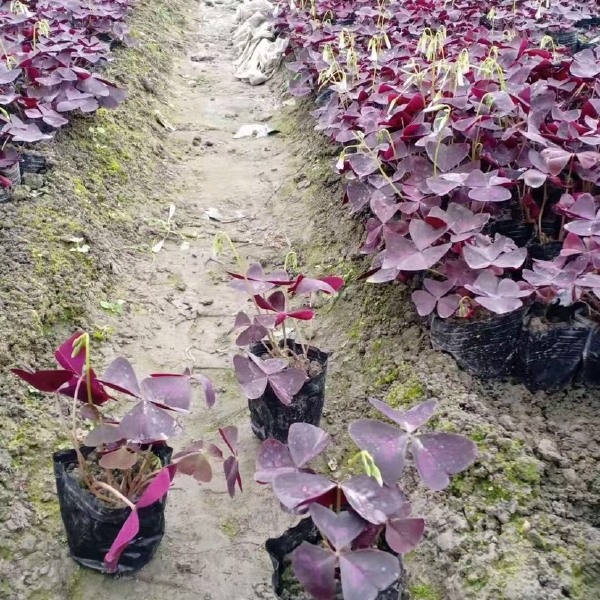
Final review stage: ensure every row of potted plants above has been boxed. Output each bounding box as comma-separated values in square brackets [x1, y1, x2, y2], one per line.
[272, 0, 600, 389]
[11, 255, 478, 598]
[0, 0, 132, 197]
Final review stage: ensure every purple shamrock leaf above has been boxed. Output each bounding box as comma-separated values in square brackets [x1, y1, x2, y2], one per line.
[465, 272, 532, 314]
[412, 433, 479, 491]
[101, 357, 141, 397]
[255, 423, 330, 483]
[412, 278, 460, 318]
[385, 512, 425, 554]
[140, 374, 192, 413]
[233, 354, 307, 406]
[341, 476, 406, 525]
[348, 419, 409, 484]
[563, 194, 600, 236]
[272, 471, 337, 510]
[351, 399, 477, 491]
[339, 550, 401, 600]
[292, 542, 337, 599]
[310, 504, 366, 550]
[118, 400, 182, 444]
[228, 263, 293, 293]
[463, 235, 527, 270]
[288, 422, 331, 468]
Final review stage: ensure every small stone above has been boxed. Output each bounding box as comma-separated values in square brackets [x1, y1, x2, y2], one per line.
[176, 560, 192, 573]
[23, 173, 44, 190]
[498, 415, 514, 430]
[205, 140, 215, 147]
[19, 534, 36, 555]
[221, 110, 238, 119]
[176, 283, 187, 292]
[495, 510, 511, 524]
[199, 299, 214, 306]
[435, 531, 462, 551]
[527, 529, 546, 549]
[535, 438, 564, 465]
[562, 468, 578, 484]
[11, 185, 30, 201]
[192, 135, 203, 146]
[140, 76, 158, 95]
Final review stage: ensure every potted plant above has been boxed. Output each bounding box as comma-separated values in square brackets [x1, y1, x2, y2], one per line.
[12, 332, 242, 574]
[227, 260, 344, 442]
[255, 398, 477, 600]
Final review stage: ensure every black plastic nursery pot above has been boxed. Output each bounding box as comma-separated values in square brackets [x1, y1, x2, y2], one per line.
[430, 307, 527, 378]
[526, 240, 563, 262]
[582, 326, 600, 387]
[0, 160, 21, 186]
[487, 218, 533, 248]
[19, 152, 48, 174]
[516, 305, 590, 391]
[53, 445, 172, 574]
[249, 341, 329, 442]
[266, 517, 404, 600]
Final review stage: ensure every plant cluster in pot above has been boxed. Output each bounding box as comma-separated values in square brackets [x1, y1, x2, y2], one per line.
[12, 332, 242, 574]
[272, 0, 600, 390]
[255, 398, 477, 600]
[228, 260, 344, 442]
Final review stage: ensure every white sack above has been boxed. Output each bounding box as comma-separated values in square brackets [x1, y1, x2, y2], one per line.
[233, 0, 288, 85]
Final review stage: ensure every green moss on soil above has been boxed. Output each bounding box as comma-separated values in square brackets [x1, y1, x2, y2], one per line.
[220, 518, 240, 540]
[409, 582, 444, 600]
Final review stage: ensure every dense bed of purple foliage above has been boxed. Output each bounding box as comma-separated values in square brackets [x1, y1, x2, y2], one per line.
[276, 0, 600, 322]
[0, 0, 131, 151]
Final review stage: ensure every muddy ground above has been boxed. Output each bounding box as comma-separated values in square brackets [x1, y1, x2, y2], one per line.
[0, 0, 599, 599]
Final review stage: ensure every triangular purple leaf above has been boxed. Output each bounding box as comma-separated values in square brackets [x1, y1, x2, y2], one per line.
[411, 433, 477, 491]
[288, 423, 330, 468]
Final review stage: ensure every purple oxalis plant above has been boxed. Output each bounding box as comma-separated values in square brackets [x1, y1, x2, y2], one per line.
[256, 401, 477, 600]
[229, 261, 344, 406]
[12, 332, 241, 572]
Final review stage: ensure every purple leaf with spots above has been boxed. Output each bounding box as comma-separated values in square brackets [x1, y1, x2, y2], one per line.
[348, 420, 409, 484]
[310, 504, 366, 550]
[288, 423, 331, 468]
[341, 476, 406, 525]
[411, 433, 478, 491]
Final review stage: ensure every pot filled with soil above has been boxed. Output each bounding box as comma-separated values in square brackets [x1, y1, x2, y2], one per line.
[13, 331, 242, 574]
[54, 445, 172, 574]
[19, 151, 48, 174]
[430, 306, 527, 378]
[266, 518, 405, 600]
[227, 260, 344, 442]
[247, 340, 329, 442]
[517, 303, 590, 390]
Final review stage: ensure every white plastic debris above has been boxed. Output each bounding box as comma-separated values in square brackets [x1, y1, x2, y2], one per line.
[233, 123, 277, 138]
[233, 0, 288, 85]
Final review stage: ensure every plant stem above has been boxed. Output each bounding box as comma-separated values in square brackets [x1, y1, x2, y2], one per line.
[93, 481, 136, 510]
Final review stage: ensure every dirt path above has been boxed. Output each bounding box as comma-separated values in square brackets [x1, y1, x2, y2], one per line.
[71, 1, 301, 597]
